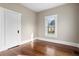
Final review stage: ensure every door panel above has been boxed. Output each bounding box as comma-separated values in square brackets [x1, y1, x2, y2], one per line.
[0, 8, 5, 51]
[5, 9, 21, 49]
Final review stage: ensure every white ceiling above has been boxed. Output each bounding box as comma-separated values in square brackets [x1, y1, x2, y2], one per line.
[22, 3, 65, 12]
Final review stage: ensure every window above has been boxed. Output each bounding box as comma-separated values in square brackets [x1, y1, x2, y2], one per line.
[45, 15, 57, 38]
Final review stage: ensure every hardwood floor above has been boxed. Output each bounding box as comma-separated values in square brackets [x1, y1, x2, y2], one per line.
[33, 39, 79, 56]
[0, 39, 79, 56]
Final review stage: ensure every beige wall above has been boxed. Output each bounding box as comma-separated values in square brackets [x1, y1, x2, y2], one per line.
[36, 4, 79, 43]
[0, 3, 36, 41]
[78, 4, 79, 42]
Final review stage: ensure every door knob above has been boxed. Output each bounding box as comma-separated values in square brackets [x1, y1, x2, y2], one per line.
[17, 30, 19, 34]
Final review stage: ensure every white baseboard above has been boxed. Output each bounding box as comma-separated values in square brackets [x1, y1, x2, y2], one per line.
[34, 37, 79, 48]
[19, 40, 32, 45]
[18, 37, 79, 48]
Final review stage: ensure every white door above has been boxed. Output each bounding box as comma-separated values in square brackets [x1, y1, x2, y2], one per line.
[0, 8, 5, 51]
[0, 11, 3, 51]
[5, 9, 21, 49]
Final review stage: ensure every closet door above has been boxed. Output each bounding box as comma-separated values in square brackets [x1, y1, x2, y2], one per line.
[5, 9, 21, 49]
[0, 9, 3, 51]
[0, 7, 5, 51]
